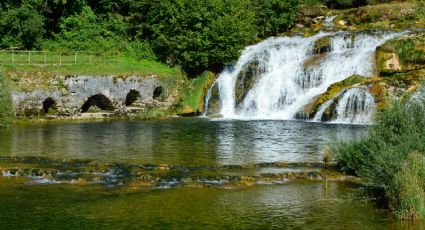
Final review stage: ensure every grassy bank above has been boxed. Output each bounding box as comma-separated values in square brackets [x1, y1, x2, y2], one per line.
[332, 91, 425, 220]
[3, 57, 181, 77]
[0, 69, 14, 127]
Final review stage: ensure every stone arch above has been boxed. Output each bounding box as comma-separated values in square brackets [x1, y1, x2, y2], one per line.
[125, 89, 141, 106]
[42, 97, 57, 114]
[81, 94, 114, 113]
[153, 86, 164, 100]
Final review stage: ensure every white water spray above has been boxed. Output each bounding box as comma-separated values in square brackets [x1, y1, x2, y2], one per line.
[333, 88, 376, 124]
[205, 30, 402, 123]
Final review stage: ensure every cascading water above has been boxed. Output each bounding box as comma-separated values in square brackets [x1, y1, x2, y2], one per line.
[204, 30, 403, 123]
[313, 88, 376, 124]
[333, 88, 376, 124]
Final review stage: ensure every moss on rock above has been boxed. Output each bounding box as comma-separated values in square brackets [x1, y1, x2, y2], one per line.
[377, 33, 425, 75]
[331, 2, 423, 31]
[177, 71, 217, 115]
[313, 36, 332, 54]
[297, 74, 368, 119]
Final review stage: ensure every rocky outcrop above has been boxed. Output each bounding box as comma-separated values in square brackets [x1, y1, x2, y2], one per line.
[234, 59, 265, 108]
[313, 36, 332, 54]
[376, 33, 425, 75]
[11, 75, 173, 117]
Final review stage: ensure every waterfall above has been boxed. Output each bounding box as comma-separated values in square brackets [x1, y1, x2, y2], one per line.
[205, 30, 402, 123]
[333, 88, 376, 124]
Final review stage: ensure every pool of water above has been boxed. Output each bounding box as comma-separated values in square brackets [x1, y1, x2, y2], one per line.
[0, 118, 365, 165]
[1, 118, 421, 229]
[2, 177, 422, 229]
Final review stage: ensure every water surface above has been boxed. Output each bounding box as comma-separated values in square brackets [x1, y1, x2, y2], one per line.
[0, 118, 365, 165]
[1, 177, 422, 229]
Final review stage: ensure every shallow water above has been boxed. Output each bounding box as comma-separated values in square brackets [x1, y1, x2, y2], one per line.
[1, 119, 422, 229]
[2, 177, 423, 229]
[0, 118, 364, 165]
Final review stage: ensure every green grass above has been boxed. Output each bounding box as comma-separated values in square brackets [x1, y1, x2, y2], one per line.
[2, 57, 181, 77]
[332, 90, 425, 220]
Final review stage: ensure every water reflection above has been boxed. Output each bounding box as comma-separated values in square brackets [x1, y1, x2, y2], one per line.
[0, 118, 365, 165]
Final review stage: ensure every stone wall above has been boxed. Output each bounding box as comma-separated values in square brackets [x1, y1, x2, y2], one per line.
[12, 75, 169, 117]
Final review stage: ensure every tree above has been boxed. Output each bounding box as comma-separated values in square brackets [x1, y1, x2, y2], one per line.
[140, 0, 256, 76]
[253, 0, 300, 38]
[45, 6, 129, 52]
[0, 2, 45, 49]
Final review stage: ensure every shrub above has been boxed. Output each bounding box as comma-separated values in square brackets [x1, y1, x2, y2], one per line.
[332, 90, 425, 219]
[0, 70, 14, 127]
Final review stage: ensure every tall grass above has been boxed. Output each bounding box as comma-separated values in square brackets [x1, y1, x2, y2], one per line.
[0, 69, 14, 127]
[332, 90, 425, 220]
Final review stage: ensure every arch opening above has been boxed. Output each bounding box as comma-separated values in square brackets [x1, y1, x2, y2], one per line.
[125, 89, 141, 106]
[81, 94, 114, 113]
[153, 86, 164, 100]
[42, 98, 57, 114]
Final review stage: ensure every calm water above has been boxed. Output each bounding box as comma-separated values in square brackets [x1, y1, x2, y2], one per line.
[1, 118, 422, 229]
[2, 177, 423, 229]
[0, 118, 364, 165]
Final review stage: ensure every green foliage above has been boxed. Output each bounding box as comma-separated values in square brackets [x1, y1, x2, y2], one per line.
[325, 0, 368, 8]
[0, 3, 45, 49]
[0, 0, 302, 76]
[144, 0, 256, 75]
[253, 0, 300, 37]
[123, 41, 157, 61]
[0, 70, 14, 127]
[43, 6, 129, 52]
[301, 0, 326, 6]
[177, 72, 215, 114]
[333, 91, 425, 219]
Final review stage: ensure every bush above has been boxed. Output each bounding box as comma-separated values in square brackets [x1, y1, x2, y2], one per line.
[0, 70, 14, 127]
[332, 91, 425, 219]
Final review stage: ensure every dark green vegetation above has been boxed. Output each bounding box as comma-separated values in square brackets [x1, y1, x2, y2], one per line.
[302, 0, 419, 9]
[0, 0, 299, 76]
[332, 92, 425, 220]
[0, 69, 14, 127]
